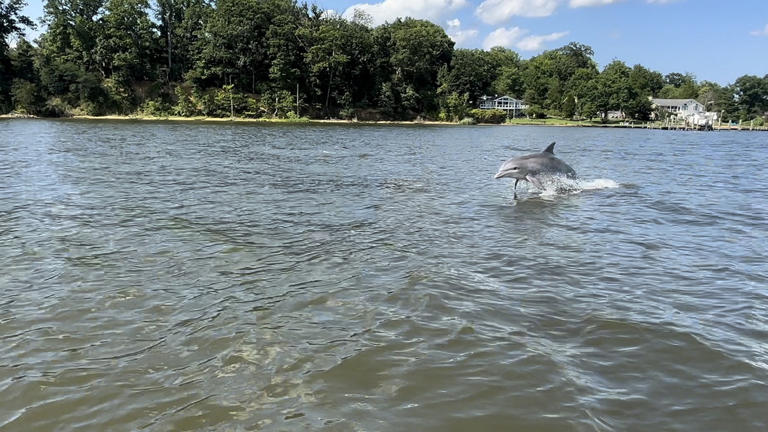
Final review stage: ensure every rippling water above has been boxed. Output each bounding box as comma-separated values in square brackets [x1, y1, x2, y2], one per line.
[1, 119, 767, 431]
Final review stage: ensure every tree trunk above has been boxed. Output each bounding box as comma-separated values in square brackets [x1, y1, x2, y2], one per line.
[325, 50, 334, 118]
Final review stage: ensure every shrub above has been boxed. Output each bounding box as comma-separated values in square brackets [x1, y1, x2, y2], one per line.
[173, 85, 197, 116]
[339, 107, 356, 120]
[103, 78, 136, 114]
[208, 85, 253, 117]
[469, 108, 507, 124]
[458, 117, 476, 125]
[440, 92, 471, 122]
[42, 97, 73, 117]
[11, 79, 43, 115]
[140, 99, 172, 117]
[242, 97, 261, 118]
[524, 106, 547, 119]
[261, 89, 295, 118]
[72, 101, 103, 116]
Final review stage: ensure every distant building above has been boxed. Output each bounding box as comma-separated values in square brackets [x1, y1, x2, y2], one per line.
[651, 98, 718, 127]
[607, 110, 625, 120]
[651, 98, 705, 116]
[478, 95, 528, 117]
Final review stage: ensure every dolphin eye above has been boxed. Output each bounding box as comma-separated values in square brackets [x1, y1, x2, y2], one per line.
[511, 166, 518, 170]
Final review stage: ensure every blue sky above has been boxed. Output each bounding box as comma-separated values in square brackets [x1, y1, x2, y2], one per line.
[21, 0, 768, 85]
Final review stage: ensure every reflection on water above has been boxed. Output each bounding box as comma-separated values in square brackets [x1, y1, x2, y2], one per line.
[1, 119, 767, 431]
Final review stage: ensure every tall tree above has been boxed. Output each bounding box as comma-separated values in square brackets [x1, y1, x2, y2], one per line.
[95, 0, 157, 82]
[8, 38, 43, 113]
[629, 64, 663, 97]
[378, 18, 453, 116]
[37, 0, 107, 107]
[154, 0, 211, 82]
[732, 74, 768, 120]
[523, 42, 597, 116]
[303, 16, 375, 116]
[588, 60, 632, 121]
[1, 0, 35, 111]
[438, 49, 495, 103]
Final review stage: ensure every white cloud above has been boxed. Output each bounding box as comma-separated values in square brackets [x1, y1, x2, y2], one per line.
[569, 0, 622, 7]
[483, 26, 528, 49]
[446, 18, 479, 45]
[482, 26, 568, 51]
[750, 24, 768, 37]
[476, 0, 560, 25]
[343, 0, 468, 26]
[516, 31, 569, 50]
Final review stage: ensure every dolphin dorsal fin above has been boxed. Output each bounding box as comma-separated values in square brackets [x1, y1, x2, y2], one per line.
[543, 142, 556, 154]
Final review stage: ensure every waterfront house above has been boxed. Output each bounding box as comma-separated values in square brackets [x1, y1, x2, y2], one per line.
[607, 110, 625, 120]
[478, 95, 528, 117]
[651, 98, 718, 127]
[651, 98, 705, 116]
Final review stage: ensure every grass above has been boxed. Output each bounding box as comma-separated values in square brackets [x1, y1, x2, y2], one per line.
[504, 117, 627, 127]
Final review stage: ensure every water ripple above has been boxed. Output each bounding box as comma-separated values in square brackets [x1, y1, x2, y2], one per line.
[1, 120, 767, 430]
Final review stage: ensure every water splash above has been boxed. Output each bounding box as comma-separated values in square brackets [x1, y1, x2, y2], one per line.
[537, 176, 620, 197]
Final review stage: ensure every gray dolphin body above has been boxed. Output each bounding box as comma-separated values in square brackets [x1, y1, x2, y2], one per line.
[494, 142, 577, 191]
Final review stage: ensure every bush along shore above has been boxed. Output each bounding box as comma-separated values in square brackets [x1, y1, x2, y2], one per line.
[3, 109, 766, 132]
[1, 0, 767, 125]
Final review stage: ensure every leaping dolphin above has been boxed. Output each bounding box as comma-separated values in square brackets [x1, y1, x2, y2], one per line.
[494, 142, 577, 192]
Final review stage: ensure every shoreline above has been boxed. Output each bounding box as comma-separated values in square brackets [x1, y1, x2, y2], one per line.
[2, 113, 765, 131]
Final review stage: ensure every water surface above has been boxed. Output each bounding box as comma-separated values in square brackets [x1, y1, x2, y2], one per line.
[1, 119, 767, 431]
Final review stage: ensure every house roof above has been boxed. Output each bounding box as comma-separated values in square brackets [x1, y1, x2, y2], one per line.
[480, 95, 523, 101]
[651, 98, 702, 106]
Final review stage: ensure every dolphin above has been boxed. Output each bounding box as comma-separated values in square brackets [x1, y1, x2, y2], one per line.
[494, 142, 577, 192]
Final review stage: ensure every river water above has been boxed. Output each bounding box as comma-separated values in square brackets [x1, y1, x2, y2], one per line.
[1, 119, 767, 431]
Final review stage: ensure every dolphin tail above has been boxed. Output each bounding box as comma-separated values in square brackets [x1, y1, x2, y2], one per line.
[543, 142, 556, 154]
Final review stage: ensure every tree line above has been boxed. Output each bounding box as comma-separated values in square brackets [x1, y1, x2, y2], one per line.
[1, 0, 767, 123]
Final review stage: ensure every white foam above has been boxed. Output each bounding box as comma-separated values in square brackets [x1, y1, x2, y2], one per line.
[537, 177, 620, 197]
[579, 178, 620, 190]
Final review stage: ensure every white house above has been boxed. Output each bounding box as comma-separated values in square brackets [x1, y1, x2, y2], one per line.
[478, 95, 528, 117]
[651, 98, 718, 127]
[651, 98, 705, 116]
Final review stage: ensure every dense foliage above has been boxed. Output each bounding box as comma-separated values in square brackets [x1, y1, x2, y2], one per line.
[2, 0, 767, 122]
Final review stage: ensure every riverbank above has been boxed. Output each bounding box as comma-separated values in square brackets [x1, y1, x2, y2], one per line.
[2, 113, 766, 131]
[0, 113, 453, 126]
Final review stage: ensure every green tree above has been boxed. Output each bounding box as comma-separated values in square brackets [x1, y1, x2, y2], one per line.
[565, 67, 597, 119]
[376, 18, 453, 117]
[154, 0, 211, 82]
[1, 0, 35, 111]
[588, 60, 632, 122]
[732, 74, 768, 120]
[438, 49, 495, 104]
[629, 64, 663, 97]
[95, 0, 156, 82]
[37, 0, 107, 110]
[438, 91, 470, 122]
[302, 15, 375, 117]
[267, 3, 316, 96]
[8, 38, 43, 113]
[195, 0, 281, 89]
[659, 72, 698, 99]
[522, 42, 597, 116]
[522, 55, 553, 115]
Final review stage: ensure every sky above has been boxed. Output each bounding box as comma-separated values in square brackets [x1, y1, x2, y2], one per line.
[20, 0, 768, 85]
